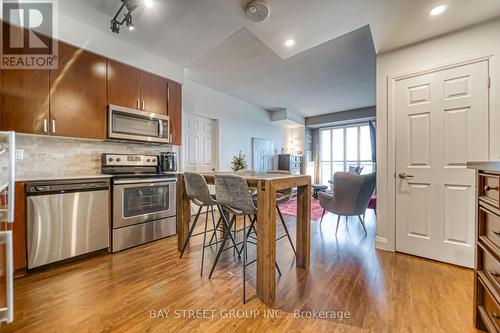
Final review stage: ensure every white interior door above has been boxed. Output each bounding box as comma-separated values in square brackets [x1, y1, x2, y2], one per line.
[184, 114, 217, 173]
[395, 60, 489, 268]
[184, 114, 217, 214]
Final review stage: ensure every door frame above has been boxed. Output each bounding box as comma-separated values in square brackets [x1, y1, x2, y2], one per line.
[382, 55, 494, 252]
[182, 112, 220, 172]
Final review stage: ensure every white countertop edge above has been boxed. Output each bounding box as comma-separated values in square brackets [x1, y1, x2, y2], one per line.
[16, 174, 113, 182]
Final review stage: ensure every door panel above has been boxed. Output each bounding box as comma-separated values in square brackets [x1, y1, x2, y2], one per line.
[396, 60, 489, 267]
[184, 114, 216, 172]
[50, 43, 107, 139]
[141, 71, 167, 115]
[107, 60, 141, 109]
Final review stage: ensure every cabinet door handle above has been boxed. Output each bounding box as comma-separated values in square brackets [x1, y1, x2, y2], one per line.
[142, 100, 145, 110]
[51, 120, 56, 134]
[137, 99, 140, 109]
[485, 185, 499, 192]
[43, 119, 48, 133]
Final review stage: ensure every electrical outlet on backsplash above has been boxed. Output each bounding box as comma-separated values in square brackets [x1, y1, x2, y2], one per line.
[0, 134, 177, 178]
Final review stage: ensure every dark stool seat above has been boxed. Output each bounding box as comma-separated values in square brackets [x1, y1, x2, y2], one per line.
[312, 184, 328, 199]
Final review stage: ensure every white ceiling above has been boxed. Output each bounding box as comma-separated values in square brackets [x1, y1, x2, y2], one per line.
[59, 0, 500, 117]
[186, 26, 375, 117]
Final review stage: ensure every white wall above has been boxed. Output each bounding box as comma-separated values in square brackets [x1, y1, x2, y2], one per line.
[376, 18, 500, 251]
[182, 79, 288, 171]
[56, 13, 184, 83]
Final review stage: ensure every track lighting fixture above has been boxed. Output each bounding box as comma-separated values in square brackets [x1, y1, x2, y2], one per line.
[110, 0, 152, 34]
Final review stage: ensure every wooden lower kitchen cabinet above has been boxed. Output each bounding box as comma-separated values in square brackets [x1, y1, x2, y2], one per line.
[467, 162, 500, 332]
[167, 80, 182, 145]
[10, 182, 27, 272]
[50, 42, 108, 139]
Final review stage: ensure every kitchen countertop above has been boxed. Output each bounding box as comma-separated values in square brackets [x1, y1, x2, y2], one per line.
[16, 174, 113, 182]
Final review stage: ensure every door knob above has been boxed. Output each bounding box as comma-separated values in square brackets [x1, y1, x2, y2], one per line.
[399, 172, 414, 179]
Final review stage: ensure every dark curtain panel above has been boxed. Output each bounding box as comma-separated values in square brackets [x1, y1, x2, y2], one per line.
[369, 121, 376, 162]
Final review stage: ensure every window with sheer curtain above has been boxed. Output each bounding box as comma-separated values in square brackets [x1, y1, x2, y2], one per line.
[320, 123, 375, 186]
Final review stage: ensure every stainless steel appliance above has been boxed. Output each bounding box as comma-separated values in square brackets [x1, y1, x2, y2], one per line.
[0, 131, 15, 323]
[102, 153, 176, 252]
[26, 179, 110, 269]
[108, 104, 170, 144]
[159, 152, 177, 173]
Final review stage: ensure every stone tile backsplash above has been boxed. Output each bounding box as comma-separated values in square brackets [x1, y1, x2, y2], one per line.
[1, 134, 175, 178]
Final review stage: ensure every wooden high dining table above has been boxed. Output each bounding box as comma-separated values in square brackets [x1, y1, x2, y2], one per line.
[176, 171, 311, 306]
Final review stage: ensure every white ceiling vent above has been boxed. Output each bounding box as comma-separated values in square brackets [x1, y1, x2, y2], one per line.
[245, 1, 270, 22]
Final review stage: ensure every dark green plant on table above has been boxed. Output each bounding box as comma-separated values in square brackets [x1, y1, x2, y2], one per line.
[231, 151, 248, 172]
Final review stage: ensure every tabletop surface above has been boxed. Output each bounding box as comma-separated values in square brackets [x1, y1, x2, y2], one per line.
[196, 171, 311, 182]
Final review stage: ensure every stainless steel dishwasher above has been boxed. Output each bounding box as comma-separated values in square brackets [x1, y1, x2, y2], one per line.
[26, 178, 110, 269]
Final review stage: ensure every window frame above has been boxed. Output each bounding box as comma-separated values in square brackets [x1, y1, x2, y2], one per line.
[319, 121, 375, 184]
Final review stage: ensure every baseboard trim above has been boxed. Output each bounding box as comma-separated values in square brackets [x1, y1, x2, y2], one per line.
[375, 236, 394, 252]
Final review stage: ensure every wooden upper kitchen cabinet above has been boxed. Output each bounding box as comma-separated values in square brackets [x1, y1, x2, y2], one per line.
[0, 67, 50, 134]
[167, 80, 182, 145]
[50, 42, 108, 139]
[0, 22, 50, 134]
[141, 71, 167, 115]
[107, 59, 142, 109]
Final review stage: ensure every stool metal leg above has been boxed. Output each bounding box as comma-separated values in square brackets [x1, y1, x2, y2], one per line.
[276, 205, 296, 255]
[358, 215, 367, 234]
[320, 209, 326, 224]
[180, 205, 203, 258]
[210, 206, 218, 249]
[242, 215, 247, 304]
[246, 215, 281, 276]
[208, 207, 240, 278]
[200, 206, 209, 276]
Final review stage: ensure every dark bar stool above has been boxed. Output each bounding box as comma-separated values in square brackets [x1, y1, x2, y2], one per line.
[179, 172, 240, 276]
[208, 174, 280, 303]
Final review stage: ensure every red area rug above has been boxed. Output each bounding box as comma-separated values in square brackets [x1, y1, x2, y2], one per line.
[278, 197, 324, 221]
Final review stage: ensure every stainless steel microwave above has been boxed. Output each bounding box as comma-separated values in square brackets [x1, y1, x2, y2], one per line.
[108, 105, 170, 144]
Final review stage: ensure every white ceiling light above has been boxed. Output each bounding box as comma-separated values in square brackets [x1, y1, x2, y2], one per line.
[285, 39, 295, 47]
[144, 0, 153, 8]
[430, 4, 446, 16]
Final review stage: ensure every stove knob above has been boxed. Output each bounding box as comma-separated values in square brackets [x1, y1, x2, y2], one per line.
[116, 158, 121, 162]
[152, 158, 156, 163]
[146, 159, 151, 163]
[109, 158, 114, 162]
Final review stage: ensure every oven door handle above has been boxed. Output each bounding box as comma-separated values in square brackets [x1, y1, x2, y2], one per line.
[113, 178, 177, 185]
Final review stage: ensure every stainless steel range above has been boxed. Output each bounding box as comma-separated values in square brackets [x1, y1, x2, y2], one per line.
[102, 153, 176, 252]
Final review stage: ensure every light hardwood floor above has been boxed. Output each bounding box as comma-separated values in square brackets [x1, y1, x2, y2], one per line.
[3, 211, 479, 332]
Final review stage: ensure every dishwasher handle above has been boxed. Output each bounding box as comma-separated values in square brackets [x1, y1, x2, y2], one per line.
[27, 181, 109, 195]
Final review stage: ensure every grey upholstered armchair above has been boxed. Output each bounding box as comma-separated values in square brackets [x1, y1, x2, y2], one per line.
[319, 172, 376, 234]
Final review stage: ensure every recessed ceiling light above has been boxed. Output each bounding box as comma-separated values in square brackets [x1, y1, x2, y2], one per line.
[285, 39, 295, 47]
[430, 4, 446, 16]
[144, 0, 153, 8]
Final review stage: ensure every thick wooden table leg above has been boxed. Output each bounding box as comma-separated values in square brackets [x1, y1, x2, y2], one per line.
[176, 174, 191, 252]
[256, 179, 276, 306]
[296, 184, 311, 268]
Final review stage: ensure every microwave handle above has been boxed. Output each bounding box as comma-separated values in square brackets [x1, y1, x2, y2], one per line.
[159, 120, 164, 139]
